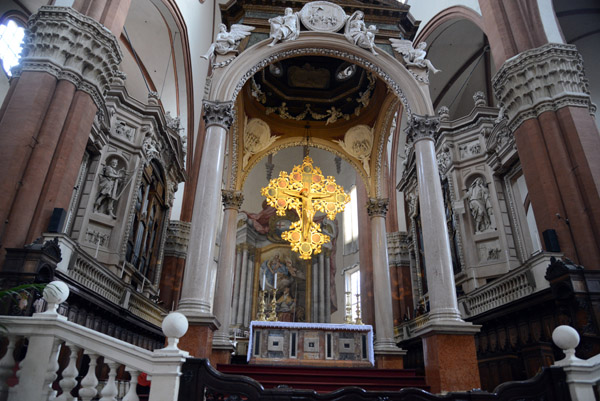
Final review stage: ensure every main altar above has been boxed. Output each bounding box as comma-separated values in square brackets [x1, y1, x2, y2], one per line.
[248, 321, 374, 367]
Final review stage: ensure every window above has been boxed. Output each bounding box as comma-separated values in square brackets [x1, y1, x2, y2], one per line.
[343, 185, 359, 254]
[0, 19, 25, 76]
[512, 174, 542, 256]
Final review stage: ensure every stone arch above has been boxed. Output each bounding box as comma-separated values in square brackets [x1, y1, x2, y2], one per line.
[414, 6, 486, 45]
[210, 33, 429, 197]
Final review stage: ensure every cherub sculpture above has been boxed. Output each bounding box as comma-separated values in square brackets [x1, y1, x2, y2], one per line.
[201, 23, 254, 62]
[389, 39, 440, 74]
[268, 8, 300, 47]
[344, 11, 378, 55]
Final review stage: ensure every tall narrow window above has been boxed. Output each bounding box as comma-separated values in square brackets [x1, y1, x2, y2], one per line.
[0, 19, 25, 76]
[343, 186, 359, 254]
[344, 266, 361, 321]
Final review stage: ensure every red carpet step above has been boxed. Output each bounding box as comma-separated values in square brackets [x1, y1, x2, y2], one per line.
[217, 364, 429, 393]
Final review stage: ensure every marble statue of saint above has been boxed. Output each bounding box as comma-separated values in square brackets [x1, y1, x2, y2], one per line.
[389, 39, 441, 74]
[268, 8, 300, 47]
[467, 177, 494, 233]
[344, 11, 378, 55]
[201, 23, 254, 61]
[94, 159, 125, 218]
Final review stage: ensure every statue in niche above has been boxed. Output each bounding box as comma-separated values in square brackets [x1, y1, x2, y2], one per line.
[268, 8, 300, 47]
[467, 177, 494, 233]
[94, 158, 125, 218]
[201, 23, 254, 61]
[344, 11, 378, 55]
[389, 39, 441, 74]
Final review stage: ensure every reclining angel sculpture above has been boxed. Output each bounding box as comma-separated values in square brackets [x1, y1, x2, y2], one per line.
[201, 23, 254, 62]
[389, 39, 440, 74]
[344, 11, 378, 55]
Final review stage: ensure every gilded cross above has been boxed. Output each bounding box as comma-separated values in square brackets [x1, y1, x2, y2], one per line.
[261, 156, 350, 259]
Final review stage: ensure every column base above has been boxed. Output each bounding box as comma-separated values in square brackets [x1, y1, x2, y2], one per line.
[177, 314, 220, 358]
[415, 320, 481, 393]
[374, 340, 406, 369]
[211, 345, 234, 366]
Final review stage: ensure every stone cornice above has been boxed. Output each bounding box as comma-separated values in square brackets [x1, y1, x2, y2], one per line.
[221, 190, 244, 210]
[203, 100, 234, 130]
[493, 43, 595, 132]
[14, 6, 123, 111]
[367, 198, 389, 217]
[405, 114, 440, 144]
[164, 221, 191, 258]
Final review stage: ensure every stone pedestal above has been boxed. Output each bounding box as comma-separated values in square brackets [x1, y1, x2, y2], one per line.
[375, 351, 405, 369]
[178, 316, 219, 358]
[416, 322, 481, 393]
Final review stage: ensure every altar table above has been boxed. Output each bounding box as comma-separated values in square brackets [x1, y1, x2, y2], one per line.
[247, 321, 374, 367]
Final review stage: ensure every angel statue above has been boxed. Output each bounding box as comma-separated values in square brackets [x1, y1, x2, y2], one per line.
[201, 23, 254, 61]
[344, 11, 378, 55]
[389, 39, 440, 74]
[268, 8, 300, 47]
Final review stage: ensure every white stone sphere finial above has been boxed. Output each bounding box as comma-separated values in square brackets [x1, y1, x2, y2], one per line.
[162, 312, 189, 350]
[42, 281, 69, 314]
[552, 325, 582, 366]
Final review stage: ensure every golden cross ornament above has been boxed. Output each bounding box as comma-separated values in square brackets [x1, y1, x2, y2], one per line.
[261, 156, 350, 259]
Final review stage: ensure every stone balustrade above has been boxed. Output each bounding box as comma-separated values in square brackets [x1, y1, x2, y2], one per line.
[0, 281, 189, 401]
[552, 325, 600, 401]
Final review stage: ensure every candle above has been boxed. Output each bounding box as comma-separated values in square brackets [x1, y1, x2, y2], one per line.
[262, 273, 266, 290]
[274, 273, 278, 289]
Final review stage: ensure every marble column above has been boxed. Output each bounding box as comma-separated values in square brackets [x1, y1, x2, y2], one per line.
[212, 190, 244, 361]
[324, 250, 331, 322]
[242, 250, 255, 328]
[318, 252, 325, 322]
[177, 101, 233, 355]
[237, 245, 249, 325]
[407, 114, 480, 392]
[312, 257, 318, 322]
[231, 245, 243, 325]
[367, 199, 403, 355]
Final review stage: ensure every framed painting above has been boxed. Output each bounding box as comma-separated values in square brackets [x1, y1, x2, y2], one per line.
[252, 244, 311, 322]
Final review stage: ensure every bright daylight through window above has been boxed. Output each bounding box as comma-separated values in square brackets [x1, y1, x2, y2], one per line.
[0, 20, 25, 76]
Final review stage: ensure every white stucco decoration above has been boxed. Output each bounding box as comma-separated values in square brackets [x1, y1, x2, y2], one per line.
[335, 124, 373, 176]
[243, 118, 277, 169]
[299, 1, 347, 32]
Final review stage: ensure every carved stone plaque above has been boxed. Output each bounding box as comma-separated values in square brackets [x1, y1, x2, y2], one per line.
[299, 1, 347, 33]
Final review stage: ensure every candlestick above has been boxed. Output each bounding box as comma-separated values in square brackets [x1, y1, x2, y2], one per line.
[267, 288, 278, 321]
[354, 293, 363, 325]
[257, 290, 267, 321]
[344, 291, 353, 324]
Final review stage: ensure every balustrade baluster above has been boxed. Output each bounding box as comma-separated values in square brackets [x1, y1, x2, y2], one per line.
[79, 352, 99, 401]
[56, 343, 80, 401]
[43, 338, 62, 401]
[122, 368, 140, 401]
[99, 359, 119, 401]
[0, 336, 16, 401]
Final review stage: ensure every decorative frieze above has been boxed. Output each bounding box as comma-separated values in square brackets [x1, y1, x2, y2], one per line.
[222, 190, 244, 210]
[366, 198, 389, 218]
[14, 6, 123, 110]
[203, 100, 234, 130]
[493, 43, 595, 131]
[405, 114, 440, 144]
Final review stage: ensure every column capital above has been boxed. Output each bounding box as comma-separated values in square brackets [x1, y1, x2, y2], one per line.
[493, 43, 595, 132]
[221, 190, 244, 210]
[13, 6, 123, 111]
[203, 100, 234, 130]
[405, 114, 440, 144]
[367, 198, 389, 217]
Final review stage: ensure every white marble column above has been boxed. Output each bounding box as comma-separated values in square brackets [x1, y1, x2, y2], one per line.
[230, 245, 243, 325]
[213, 190, 244, 349]
[242, 251, 254, 327]
[409, 114, 463, 322]
[312, 257, 318, 322]
[367, 198, 402, 352]
[178, 100, 233, 321]
[324, 250, 331, 322]
[236, 245, 249, 325]
[318, 252, 325, 322]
